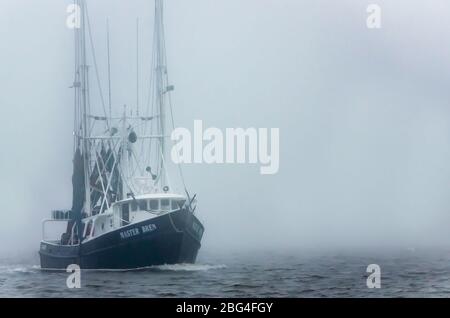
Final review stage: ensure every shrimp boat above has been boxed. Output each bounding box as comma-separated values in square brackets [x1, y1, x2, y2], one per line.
[39, 0, 204, 269]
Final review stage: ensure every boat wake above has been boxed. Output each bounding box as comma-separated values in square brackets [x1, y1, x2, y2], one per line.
[150, 263, 227, 272]
[30, 263, 227, 273]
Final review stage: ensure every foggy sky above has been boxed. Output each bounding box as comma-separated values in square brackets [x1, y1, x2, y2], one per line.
[1, 0, 450, 257]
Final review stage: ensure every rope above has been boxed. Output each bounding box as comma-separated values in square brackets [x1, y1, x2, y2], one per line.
[84, 1, 110, 130]
[167, 211, 183, 233]
[158, 1, 188, 194]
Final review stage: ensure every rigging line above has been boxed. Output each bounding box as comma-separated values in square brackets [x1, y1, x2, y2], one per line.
[159, 145, 172, 191]
[93, 141, 119, 181]
[94, 152, 110, 211]
[86, 66, 95, 138]
[142, 40, 156, 173]
[145, 26, 157, 120]
[97, 147, 119, 212]
[167, 211, 183, 233]
[107, 18, 112, 119]
[159, 11, 188, 192]
[136, 17, 140, 116]
[135, 17, 150, 168]
[117, 163, 137, 199]
[167, 83, 187, 192]
[130, 149, 146, 179]
[83, 4, 120, 204]
[101, 139, 122, 202]
[142, 21, 158, 165]
[144, 53, 157, 164]
[109, 130, 137, 198]
[84, 1, 110, 129]
[148, 28, 157, 113]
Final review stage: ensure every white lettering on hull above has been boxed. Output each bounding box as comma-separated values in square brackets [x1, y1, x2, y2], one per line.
[119, 224, 157, 240]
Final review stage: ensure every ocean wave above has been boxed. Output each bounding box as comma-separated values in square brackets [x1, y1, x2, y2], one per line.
[0, 265, 40, 274]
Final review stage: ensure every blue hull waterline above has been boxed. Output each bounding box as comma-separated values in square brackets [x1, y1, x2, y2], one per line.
[39, 209, 204, 269]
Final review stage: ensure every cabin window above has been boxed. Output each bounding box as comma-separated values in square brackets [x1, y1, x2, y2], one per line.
[130, 201, 138, 212]
[149, 200, 159, 210]
[171, 200, 179, 210]
[161, 199, 170, 211]
[139, 200, 147, 211]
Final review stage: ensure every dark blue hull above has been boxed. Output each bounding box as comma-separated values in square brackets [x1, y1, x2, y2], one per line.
[39, 209, 204, 269]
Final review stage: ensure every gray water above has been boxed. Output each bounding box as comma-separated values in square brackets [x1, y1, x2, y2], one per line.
[1, 248, 450, 297]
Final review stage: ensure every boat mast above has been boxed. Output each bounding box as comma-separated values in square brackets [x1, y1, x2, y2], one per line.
[74, 0, 91, 216]
[155, 0, 167, 189]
